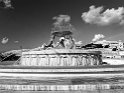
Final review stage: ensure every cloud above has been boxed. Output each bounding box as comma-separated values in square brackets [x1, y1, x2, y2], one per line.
[14, 41, 19, 43]
[3, 0, 13, 8]
[53, 15, 71, 26]
[75, 41, 83, 45]
[81, 5, 124, 26]
[1, 37, 9, 44]
[52, 15, 75, 32]
[92, 34, 105, 42]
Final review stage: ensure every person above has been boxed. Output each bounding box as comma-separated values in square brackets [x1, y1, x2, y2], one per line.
[55, 37, 65, 48]
[43, 35, 55, 49]
[55, 35, 75, 49]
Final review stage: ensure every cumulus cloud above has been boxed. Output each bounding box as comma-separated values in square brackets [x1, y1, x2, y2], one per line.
[53, 15, 71, 26]
[92, 34, 105, 42]
[52, 15, 75, 31]
[1, 37, 9, 44]
[75, 41, 83, 45]
[14, 41, 19, 43]
[2, 0, 13, 8]
[81, 5, 124, 26]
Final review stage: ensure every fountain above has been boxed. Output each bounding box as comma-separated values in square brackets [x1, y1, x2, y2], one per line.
[0, 17, 123, 92]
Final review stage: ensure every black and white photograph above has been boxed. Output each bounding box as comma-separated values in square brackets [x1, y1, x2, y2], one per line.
[0, 0, 124, 93]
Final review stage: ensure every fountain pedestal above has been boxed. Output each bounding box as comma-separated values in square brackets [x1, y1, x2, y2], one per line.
[20, 49, 102, 67]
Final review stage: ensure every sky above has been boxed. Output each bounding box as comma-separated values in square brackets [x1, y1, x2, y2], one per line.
[0, 0, 124, 51]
